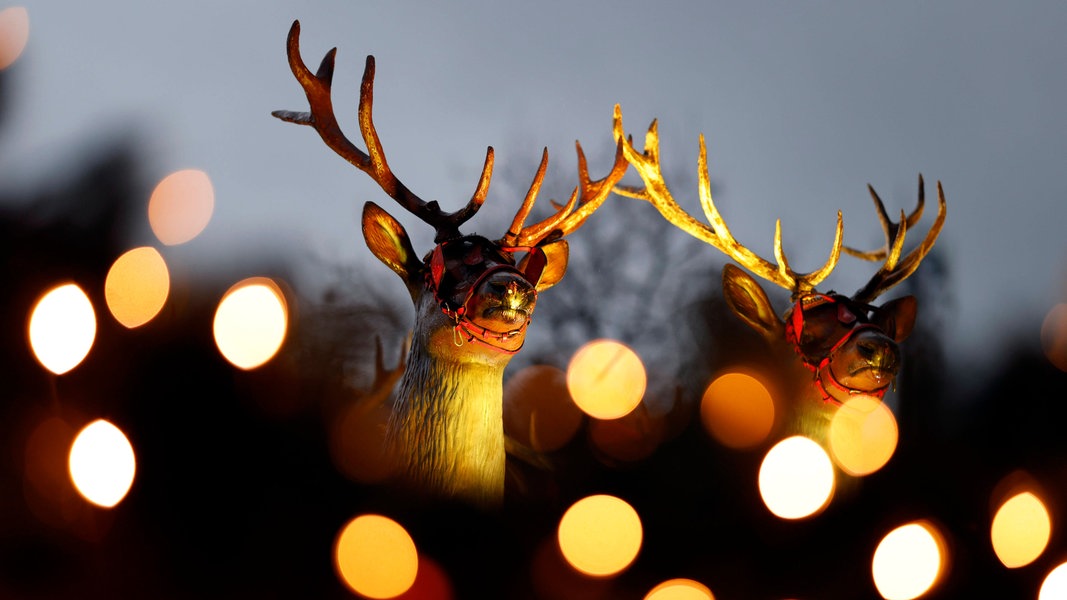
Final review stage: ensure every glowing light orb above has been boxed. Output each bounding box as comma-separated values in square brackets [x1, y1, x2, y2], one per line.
[758, 436, 834, 519]
[557, 494, 643, 577]
[213, 278, 288, 370]
[28, 283, 97, 375]
[1041, 562, 1067, 599]
[504, 364, 583, 452]
[68, 420, 136, 508]
[991, 491, 1051, 568]
[0, 7, 29, 70]
[105, 246, 170, 328]
[644, 578, 715, 600]
[700, 371, 775, 448]
[334, 514, 418, 599]
[148, 169, 214, 245]
[828, 395, 898, 476]
[1041, 303, 1067, 372]
[871, 521, 946, 600]
[566, 339, 646, 420]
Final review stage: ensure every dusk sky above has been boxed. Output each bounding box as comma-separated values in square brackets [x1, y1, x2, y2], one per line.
[5, 2, 1067, 377]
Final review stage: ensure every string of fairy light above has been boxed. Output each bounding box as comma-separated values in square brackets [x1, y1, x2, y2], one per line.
[7, 6, 1067, 599]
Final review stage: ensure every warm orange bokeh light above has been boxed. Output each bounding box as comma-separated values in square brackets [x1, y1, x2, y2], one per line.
[644, 578, 715, 600]
[828, 395, 898, 476]
[334, 514, 419, 599]
[148, 169, 215, 245]
[1040, 303, 1067, 372]
[871, 521, 946, 600]
[566, 339, 646, 420]
[28, 283, 97, 375]
[557, 494, 643, 577]
[700, 371, 775, 449]
[1041, 562, 1067, 599]
[758, 436, 834, 520]
[504, 364, 583, 452]
[991, 491, 1051, 568]
[105, 246, 170, 328]
[213, 278, 289, 370]
[0, 7, 29, 70]
[68, 420, 137, 508]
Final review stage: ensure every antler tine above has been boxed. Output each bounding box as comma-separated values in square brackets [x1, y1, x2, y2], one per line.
[843, 174, 927, 261]
[852, 177, 947, 303]
[504, 127, 628, 248]
[612, 105, 843, 298]
[272, 20, 492, 243]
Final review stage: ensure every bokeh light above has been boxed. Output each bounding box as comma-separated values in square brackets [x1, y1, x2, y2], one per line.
[105, 246, 170, 328]
[991, 491, 1051, 568]
[557, 494, 643, 577]
[68, 420, 137, 508]
[334, 514, 418, 599]
[147, 168, 215, 245]
[644, 578, 715, 600]
[0, 6, 29, 70]
[213, 277, 289, 370]
[1041, 562, 1067, 600]
[700, 371, 775, 449]
[566, 339, 646, 420]
[758, 436, 835, 519]
[28, 283, 97, 375]
[504, 364, 583, 452]
[1040, 303, 1067, 372]
[871, 521, 946, 600]
[827, 395, 898, 476]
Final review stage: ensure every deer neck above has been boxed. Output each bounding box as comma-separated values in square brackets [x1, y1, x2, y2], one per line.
[386, 302, 510, 506]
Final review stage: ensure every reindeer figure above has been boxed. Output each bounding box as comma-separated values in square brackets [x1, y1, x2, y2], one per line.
[273, 22, 626, 505]
[612, 107, 945, 436]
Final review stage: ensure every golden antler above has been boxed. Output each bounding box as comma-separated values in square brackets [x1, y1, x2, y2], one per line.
[272, 20, 491, 243]
[849, 174, 947, 303]
[501, 137, 628, 248]
[612, 105, 843, 298]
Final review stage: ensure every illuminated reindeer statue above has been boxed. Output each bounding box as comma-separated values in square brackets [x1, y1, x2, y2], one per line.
[612, 107, 945, 436]
[273, 22, 626, 506]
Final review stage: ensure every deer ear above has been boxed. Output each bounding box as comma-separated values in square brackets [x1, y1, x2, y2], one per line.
[874, 295, 918, 342]
[526, 239, 569, 291]
[722, 264, 784, 342]
[361, 201, 423, 282]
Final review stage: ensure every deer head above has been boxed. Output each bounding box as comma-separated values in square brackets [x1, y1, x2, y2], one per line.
[612, 107, 945, 407]
[273, 21, 626, 505]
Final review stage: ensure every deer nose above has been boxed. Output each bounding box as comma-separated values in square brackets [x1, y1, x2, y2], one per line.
[854, 330, 900, 369]
[487, 273, 535, 305]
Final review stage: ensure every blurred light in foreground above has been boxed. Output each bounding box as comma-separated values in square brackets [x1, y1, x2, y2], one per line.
[1041, 562, 1067, 600]
[504, 364, 583, 452]
[700, 371, 774, 449]
[758, 436, 834, 519]
[28, 283, 97, 375]
[557, 494, 643, 577]
[644, 578, 715, 600]
[567, 339, 646, 420]
[0, 7, 29, 70]
[1040, 303, 1067, 372]
[148, 169, 214, 245]
[828, 395, 898, 476]
[871, 521, 946, 600]
[334, 514, 418, 599]
[213, 278, 288, 370]
[991, 491, 1051, 568]
[105, 246, 170, 328]
[68, 420, 136, 508]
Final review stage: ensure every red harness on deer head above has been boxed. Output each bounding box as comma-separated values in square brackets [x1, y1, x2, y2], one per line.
[426, 236, 548, 354]
[784, 293, 888, 404]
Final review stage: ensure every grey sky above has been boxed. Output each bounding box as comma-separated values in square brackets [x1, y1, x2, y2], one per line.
[4, 1, 1067, 377]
